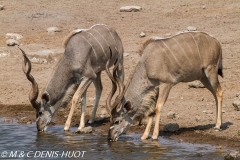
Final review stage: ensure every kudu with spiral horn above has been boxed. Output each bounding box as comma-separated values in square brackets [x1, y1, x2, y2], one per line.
[20, 24, 124, 132]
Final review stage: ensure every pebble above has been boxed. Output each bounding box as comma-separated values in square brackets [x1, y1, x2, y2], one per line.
[6, 39, 18, 46]
[236, 92, 240, 97]
[30, 57, 47, 64]
[224, 151, 240, 160]
[47, 27, 61, 34]
[6, 33, 23, 40]
[4, 119, 12, 123]
[188, 81, 205, 88]
[232, 100, 240, 111]
[27, 121, 32, 124]
[164, 123, 179, 132]
[120, 6, 142, 12]
[164, 33, 171, 37]
[195, 116, 201, 122]
[139, 32, 146, 38]
[202, 110, 213, 114]
[187, 26, 197, 31]
[167, 111, 176, 119]
[75, 126, 93, 134]
[124, 53, 130, 57]
[0, 5, 4, 10]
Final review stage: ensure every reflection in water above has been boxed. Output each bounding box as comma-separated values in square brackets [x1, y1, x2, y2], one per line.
[0, 118, 226, 160]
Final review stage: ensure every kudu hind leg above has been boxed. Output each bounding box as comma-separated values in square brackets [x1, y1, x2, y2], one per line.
[200, 74, 223, 130]
[64, 78, 92, 131]
[88, 72, 103, 124]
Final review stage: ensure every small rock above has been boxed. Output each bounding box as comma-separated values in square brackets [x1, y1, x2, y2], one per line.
[99, 109, 109, 118]
[139, 32, 146, 38]
[222, 110, 226, 113]
[195, 130, 200, 133]
[120, 6, 142, 12]
[27, 121, 32, 124]
[167, 111, 176, 119]
[4, 119, 12, 123]
[202, 6, 206, 9]
[20, 117, 27, 120]
[236, 92, 240, 97]
[238, 130, 240, 136]
[224, 151, 240, 160]
[187, 26, 197, 31]
[0, 53, 8, 57]
[6, 33, 23, 40]
[124, 53, 130, 57]
[188, 81, 205, 88]
[232, 100, 240, 111]
[195, 116, 201, 122]
[203, 110, 213, 114]
[30, 57, 47, 64]
[0, 5, 4, 10]
[164, 123, 179, 132]
[196, 152, 203, 157]
[6, 39, 18, 46]
[47, 27, 61, 34]
[164, 33, 171, 37]
[75, 126, 93, 134]
[88, 97, 96, 101]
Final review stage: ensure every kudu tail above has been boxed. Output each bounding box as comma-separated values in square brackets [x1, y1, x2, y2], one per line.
[218, 63, 223, 78]
[218, 45, 223, 78]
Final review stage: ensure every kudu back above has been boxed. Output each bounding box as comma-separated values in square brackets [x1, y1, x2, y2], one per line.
[106, 31, 223, 141]
[20, 24, 124, 132]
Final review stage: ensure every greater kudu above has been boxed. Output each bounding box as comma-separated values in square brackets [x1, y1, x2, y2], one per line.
[20, 24, 124, 132]
[106, 31, 223, 141]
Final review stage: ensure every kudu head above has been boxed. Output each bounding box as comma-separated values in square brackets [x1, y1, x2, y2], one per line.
[19, 47, 52, 132]
[106, 49, 134, 141]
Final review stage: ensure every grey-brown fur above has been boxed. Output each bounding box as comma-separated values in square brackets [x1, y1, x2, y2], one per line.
[108, 31, 223, 141]
[20, 24, 124, 132]
[132, 87, 159, 122]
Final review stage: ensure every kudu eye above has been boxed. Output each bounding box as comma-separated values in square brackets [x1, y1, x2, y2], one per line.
[114, 120, 120, 125]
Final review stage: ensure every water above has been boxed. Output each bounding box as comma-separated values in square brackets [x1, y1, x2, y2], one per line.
[0, 118, 227, 160]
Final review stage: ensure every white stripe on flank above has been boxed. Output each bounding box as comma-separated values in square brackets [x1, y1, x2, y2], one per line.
[102, 25, 117, 45]
[79, 35, 97, 60]
[85, 31, 107, 57]
[156, 43, 176, 82]
[92, 29, 110, 46]
[172, 37, 193, 66]
[190, 33, 202, 62]
[205, 36, 214, 60]
[161, 40, 181, 66]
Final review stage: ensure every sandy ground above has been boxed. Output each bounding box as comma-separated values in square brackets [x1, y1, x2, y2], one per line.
[0, 0, 240, 150]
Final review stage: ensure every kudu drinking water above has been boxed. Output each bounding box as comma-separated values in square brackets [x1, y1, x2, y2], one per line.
[20, 24, 124, 132]
[106, 31, 223, 141]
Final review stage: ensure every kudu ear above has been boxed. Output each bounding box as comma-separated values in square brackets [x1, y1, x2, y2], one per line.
[41, 92, 50, 104]
[123, 100, 133, 113]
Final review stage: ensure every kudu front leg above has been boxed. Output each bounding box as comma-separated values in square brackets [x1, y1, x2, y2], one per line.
[64, 78, 92, 131]
[141, 116, 153, 140]
[152, 83, 173, 140]
[79, 91, 87, 130]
